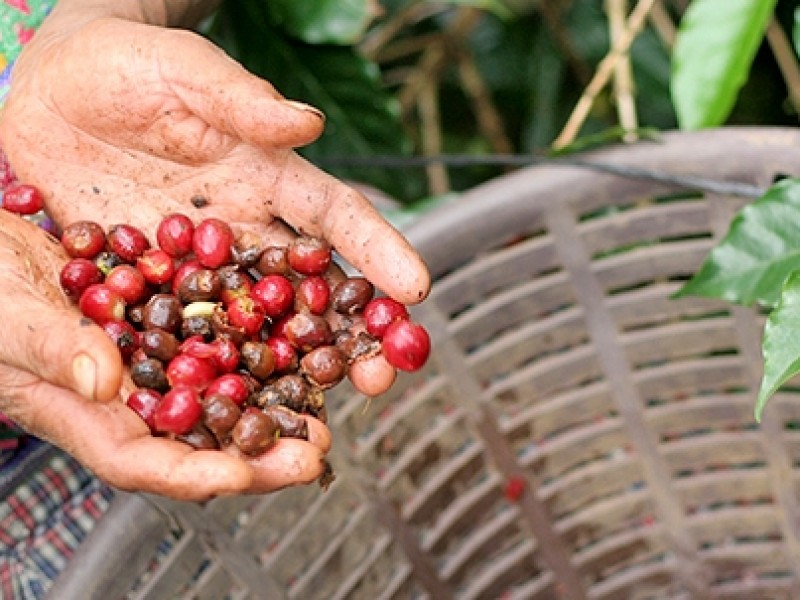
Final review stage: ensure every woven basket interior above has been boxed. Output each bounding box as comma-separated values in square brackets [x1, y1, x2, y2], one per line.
[55, 129, 800, 600]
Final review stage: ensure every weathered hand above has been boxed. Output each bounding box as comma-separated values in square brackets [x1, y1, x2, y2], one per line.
[0, 213, 331, 500]
[0, 17, 430, 305]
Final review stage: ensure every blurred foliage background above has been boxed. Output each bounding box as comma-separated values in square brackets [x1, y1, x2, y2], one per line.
[203, 0, 800, 206]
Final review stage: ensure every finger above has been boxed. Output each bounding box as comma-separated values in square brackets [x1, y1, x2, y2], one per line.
[15, 383, 254, 501]
[305, 415, 332, 454]
[226, 438, 328, 494]
[0, 299, 123, 402]
[101, 439, 254, 500]
[160, 32, 325, 149]
[273, 154, 431, 304]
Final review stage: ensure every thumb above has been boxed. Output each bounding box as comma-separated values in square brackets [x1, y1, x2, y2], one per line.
[0, 299, 123, 402]
[162, 32, 326, 149]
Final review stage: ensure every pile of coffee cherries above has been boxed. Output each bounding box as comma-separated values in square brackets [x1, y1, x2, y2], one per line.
[50, 211, 431, 462]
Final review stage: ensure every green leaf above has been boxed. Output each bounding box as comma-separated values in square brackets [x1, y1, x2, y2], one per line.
[268, 0, 374, 45]
[674, 178, 800, 307]
[671, 0, 776, 129]
[757, 271, 800, 420]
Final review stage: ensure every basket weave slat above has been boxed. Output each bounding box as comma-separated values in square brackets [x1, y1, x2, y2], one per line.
[46, 128, 800, 599]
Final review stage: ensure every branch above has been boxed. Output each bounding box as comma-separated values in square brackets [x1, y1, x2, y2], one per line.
[552, 0, 657, 150]
[607, 0, 639, 141]
[765, 17, 800, 115]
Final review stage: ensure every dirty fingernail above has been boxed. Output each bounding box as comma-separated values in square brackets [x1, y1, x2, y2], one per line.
[72, 353, 98, 400]
[284, 100, 325, 120]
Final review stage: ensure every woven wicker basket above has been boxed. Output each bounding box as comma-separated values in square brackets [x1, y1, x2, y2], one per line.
[48, 128, 800, 600]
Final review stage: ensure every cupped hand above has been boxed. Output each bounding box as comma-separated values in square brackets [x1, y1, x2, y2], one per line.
[0, 17, 430, 305]
[0, 213, 331, 500]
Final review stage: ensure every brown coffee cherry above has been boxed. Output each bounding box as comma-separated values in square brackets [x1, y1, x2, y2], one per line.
[202, 394, 242, 443]
[210, 305, 247, 346]
[176, 269, 221, 303]
[252, 373, 310, 413]
[181, 314, 214, 340]
[177, 424, 220, 450]
[240, 341, 276, 381]
[130, 357, 170, 392]
[301, 345, 347, 389]
[230, 231, 264, 268]
[256, 245, 290, 276]
[263, 405, 308, 440]
[334, 329, 380, 363]
[140, 329, 181, 363]
[284, 313, 333, 352]
[331, 277, 374, 315]
[232, 408, 279, 456]
[143, 293, 183, 333]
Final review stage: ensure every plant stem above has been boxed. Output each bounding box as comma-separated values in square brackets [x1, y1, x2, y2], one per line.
[765, 17, 800, 115]
[607, 0, 639, 142]
[552, 0, 657, 150]
[419, 77, 450, 195]
[648, 0, 676, 48]
[456, 47, 514, 155]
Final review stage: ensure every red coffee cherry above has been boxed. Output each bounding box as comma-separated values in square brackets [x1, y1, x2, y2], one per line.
[252, 274, 295, 319]
[264, 336, 298, 373]
[192, 218, 234, 268]
[59, 258, 103, 300]
[363, 297, 409, 339]
[136, 248, 176, 285]
[2, 183, 43, 215]
[104, 264, 147, 305]
[156, 213, 194, 258]
[288, 236, 331, 276]
[210, 338, 240, 373]
[166, 353, 218, 392]
[153, 385, 202, 435]
[60, 221, 106, 259]
[78, 283, 126, 324]
[101, 320, 139, 361]
[206, 373, 250, 407]
[294, 275, 331, 315]
[126, 388, 163, 433]
[380, 319, 430, 372]
[227, 296, 266, 337]
[503, 476, 526, 503]
[107, 224, 150, 263]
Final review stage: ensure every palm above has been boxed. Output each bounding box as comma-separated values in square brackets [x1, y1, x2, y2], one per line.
[1, 18, 430, 303]
[0, 214, 330, 499]
[4, 19, 316, 237]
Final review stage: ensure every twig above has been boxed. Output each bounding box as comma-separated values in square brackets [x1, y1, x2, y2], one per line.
[371, 31, 445, 64]
[552, 0, 657, 150]
[537, 0, 593, 85]
[398, 44, 447, 117]
[456, 47, 514, 154]
[419, 78, 450, 195]
[360, 2, 446, 60]
[607, 0, 639, 142]
[765, 17, 800, 115]
[648, 0, 676, 48]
